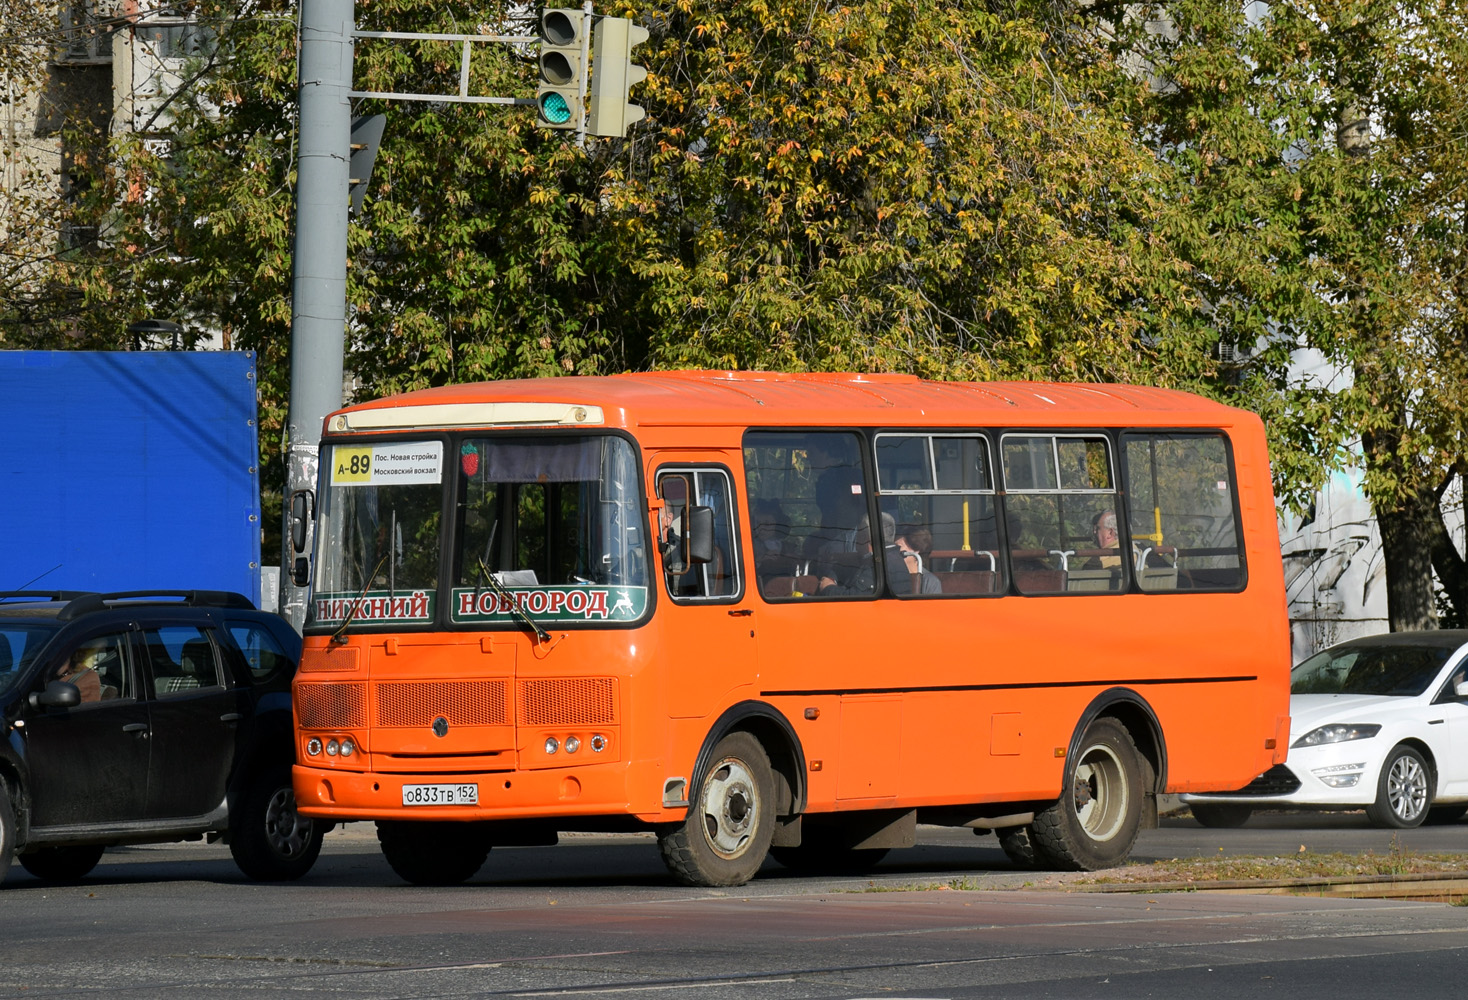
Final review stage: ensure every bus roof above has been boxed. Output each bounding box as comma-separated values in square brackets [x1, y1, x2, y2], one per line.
[326, 371, 1252, 434]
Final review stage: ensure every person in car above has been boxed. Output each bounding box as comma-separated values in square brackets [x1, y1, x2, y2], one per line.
[55, 642, 105, 702]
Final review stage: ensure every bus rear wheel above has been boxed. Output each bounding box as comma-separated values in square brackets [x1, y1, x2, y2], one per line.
[996, 825, 1040, 869]
[376, 821, 492, 885]
[1031, 717, 1143, 871]
[658, 732, 775, 887]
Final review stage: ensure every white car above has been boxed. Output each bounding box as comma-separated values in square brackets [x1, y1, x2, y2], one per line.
[1182, 631, 1468, 828]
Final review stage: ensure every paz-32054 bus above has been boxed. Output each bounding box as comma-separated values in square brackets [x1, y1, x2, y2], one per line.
[289, 372, 1290, 885]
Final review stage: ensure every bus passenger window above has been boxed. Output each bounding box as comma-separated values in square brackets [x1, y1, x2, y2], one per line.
[657, 468, 740, 602]
[1124, 434, 1244, 592]
[874, 432, 998, 598]
[744, 431, 871, 599]
[1000, 434, 1123, 595]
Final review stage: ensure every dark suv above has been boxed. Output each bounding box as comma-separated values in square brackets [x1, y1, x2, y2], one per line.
[0, 590, 324, 884]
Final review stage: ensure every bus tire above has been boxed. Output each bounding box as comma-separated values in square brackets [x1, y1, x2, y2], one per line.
[658, 731, 775, 887]
[1031, 717, 1143, 871]
[17, 844, 105, 882]
[376, 821, 492, 885]
[996, 825, 1041, 869]
[230, 770, 326, 881]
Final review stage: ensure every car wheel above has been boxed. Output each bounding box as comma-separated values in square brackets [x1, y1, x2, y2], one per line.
[1190, 803, 1253, 828]
[1030, 717, 1144, 871]
[1424, 804, 1468, 825]
[658, 732, 775, 887]
[230, 770, 325, 880]
[18, 844, 106, 882]
[0, 786, 15, 884]
[1365, 745, 1431, 829]
[376, 821, 492, 885]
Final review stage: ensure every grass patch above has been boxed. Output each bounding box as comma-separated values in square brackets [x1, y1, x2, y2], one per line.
[1079, 836, 1467, 885]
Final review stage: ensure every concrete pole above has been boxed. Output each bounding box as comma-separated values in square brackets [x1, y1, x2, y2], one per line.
[281, 0, 353, 630]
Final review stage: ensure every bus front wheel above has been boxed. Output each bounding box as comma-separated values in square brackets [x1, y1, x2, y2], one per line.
[1030, 717, 1144, 871]
[658, 731, 775, 887]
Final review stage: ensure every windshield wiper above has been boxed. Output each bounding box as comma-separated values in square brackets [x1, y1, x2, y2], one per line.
[477, 557, 550, 644]
[332, 552, 389, 644]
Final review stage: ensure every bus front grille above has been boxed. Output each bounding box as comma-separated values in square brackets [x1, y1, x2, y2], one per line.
[376, 680, 510, 728]
[297, 682, 368, 729]
[519, 678, 616, 726]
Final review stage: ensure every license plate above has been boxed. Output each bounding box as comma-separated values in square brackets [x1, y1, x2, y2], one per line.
[401, 783, 479, 806]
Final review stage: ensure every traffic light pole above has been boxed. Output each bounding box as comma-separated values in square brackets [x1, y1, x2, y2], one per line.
[280, 4, 646, 628]
[282, 0, 354, 631]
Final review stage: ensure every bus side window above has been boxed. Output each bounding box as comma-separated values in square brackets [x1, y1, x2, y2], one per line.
[874, 432, 998, 599]
[1123, 433, 1244, 592]
[657, 468, 741, 602]
[1000, 434, 1123, 595]
[744, 431, 869, 599]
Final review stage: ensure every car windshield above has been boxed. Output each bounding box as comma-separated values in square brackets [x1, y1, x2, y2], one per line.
[1290, 643, 1457, 697]
[0, 623, 61, 698]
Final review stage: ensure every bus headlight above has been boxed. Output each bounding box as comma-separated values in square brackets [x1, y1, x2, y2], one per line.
[326, 739, 340, 756]
[590, 734, 607, 753]
[544, 737, 560, 755]
[340, 738, 356, 757]
[306, 737, 323, 757]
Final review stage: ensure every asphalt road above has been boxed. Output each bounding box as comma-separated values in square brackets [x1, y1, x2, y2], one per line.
[3, 815, 1467, 999]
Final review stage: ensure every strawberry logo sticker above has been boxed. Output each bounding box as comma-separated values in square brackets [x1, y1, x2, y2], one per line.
[460, 442, 480, 477]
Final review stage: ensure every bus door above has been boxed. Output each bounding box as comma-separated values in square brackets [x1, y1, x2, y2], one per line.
[650, 462, 756, 720]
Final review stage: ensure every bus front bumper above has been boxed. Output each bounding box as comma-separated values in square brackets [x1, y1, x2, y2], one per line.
[292, 760, 672, 823]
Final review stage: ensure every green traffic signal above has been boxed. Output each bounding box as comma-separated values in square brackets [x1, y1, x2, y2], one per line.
[536, 8, 586, 131]
[540, 92, 572, 125]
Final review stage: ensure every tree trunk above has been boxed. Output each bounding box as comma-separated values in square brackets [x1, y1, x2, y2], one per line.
[1428, 474, 1468, 626]
[1375, 487, 1439, 631]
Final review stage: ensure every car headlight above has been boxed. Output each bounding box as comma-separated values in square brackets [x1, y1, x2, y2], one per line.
[1292, 723, 1381, 748]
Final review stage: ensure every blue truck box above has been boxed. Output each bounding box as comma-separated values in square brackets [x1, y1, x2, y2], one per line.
[0, 351, 262, 605]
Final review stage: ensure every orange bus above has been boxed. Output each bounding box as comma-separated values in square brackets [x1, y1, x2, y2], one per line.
[289, 372, 1291, 885]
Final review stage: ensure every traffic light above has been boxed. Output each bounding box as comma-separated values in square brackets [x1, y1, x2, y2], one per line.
[588, 16, 649, 138]
[536, 8, 587, 131]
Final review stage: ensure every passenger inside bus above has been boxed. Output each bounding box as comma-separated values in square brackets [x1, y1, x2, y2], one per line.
[1088, 510, 1123, 569]
[817, 513, 911, 597]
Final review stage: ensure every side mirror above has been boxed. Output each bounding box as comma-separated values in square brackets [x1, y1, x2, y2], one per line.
[687, 505, 715, 565]
[291, 555, 312, 588]
[289, 489, 315, 555]
[29, 680, 82, 709]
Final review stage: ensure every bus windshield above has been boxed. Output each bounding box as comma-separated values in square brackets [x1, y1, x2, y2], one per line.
[310, 434, 649, 630]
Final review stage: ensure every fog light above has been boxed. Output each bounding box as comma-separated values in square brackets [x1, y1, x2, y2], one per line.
[306, 737, 323, 757]
[340, 738, 355, 757]
[565, 735, 581, 754]
[590, 734, 607, 753]
[326, 739, 340, 757]
[1312, 763, 1364, 788]
[544, 737, 559, 755]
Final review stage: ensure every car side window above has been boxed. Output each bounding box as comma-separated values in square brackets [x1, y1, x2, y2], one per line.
[140, 625, 224, 698]
[225, 621, 293, 685]
[50, 632, 133, 704]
